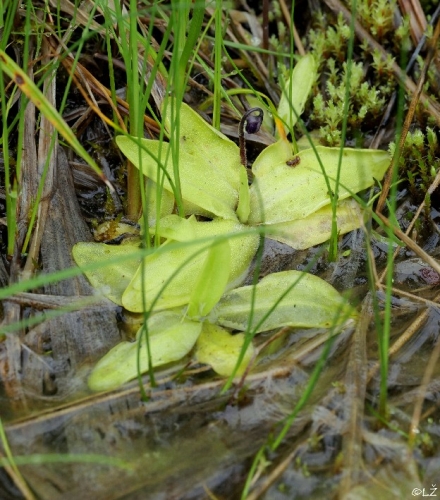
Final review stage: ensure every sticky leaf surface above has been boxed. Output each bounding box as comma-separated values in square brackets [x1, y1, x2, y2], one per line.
[264, 198, 363, 249]
[236, 165, 251, 223]
[116, 103, 242, 220]
[195, 322, 254, 377]
[88, 311, 202, 391]
[187, 239, 231, 318]
[122, 219, 259, 312]
[249, 146, 389, 225]
[213, 270, 356, 333]
[278, 54, 317, 133]
[72, 242, 141, 306]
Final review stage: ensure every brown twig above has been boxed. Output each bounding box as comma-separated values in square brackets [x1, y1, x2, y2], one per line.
[366, 293, 435, 383]
[339, 294, 370, 497]
[22, 38, 57, 278]
[245, 447, 297, 500]
[398, 0, 427, 45]
[408, 333, 440, 447]
[0, 450, 36, 500]
[215, 6, 279, 104]
[377, 213, 440, 277]
[5, 359, 304, 429]
[279, 0, 306, 56]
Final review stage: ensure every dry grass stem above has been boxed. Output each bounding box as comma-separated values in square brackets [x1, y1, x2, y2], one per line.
[339, 295, 370, 496]
[408, 332, 440, 446]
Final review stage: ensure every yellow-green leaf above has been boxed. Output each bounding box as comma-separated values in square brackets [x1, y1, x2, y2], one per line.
[213, 270, 356, 333]
[278, 54, 317, 134]
[163, 102, 242, 191]
[249, 147, 389, 225]
[72, 242, 141, 306]
[149, 214, 197, 241]
[116, 137, 238, 220]
[144, 178, 175, 227]
[264, 198, 363, 249]
[88, 311, 202, 392]
[116, 103, 243, 220]
[252, 138, 293, 177]
[195, 322, 254, 377]
[236, 165, 251, 223]
[187, 239, 231, 318]
[122, 219, 259, 313]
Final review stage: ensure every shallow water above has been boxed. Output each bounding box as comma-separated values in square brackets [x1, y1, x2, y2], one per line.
[2, 223, 440, 498]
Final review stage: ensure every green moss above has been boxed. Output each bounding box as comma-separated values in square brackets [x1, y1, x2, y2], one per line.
[304, 8, 405, 146]
[356, 0, 397, 40]
[414, 55, 440, 120]
[310, 60, 388, 146]
[389, 127, 440, 205]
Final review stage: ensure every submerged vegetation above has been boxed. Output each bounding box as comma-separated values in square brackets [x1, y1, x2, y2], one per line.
[1, 0, 440, 498]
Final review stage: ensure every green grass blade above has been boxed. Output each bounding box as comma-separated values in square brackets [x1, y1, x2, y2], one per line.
[0, 453, 132, 470]
[212, 0, 223, 129]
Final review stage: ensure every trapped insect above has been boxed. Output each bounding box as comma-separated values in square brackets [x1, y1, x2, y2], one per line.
[286, 156, 300, 167]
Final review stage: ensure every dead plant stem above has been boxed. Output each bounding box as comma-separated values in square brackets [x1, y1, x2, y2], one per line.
[408, 331, 440, 446]
[279, 0, 305, 56]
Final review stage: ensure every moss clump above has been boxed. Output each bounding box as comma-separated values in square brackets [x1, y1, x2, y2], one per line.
[304, 6, 410, 146]
[390, 127, 440, 205]
[311, 60, 388, 146]
[356, 0, 397, 41]
[413, 55, 440, 125]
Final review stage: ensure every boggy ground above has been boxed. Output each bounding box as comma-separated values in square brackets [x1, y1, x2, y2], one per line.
[1, 1, 440, 499]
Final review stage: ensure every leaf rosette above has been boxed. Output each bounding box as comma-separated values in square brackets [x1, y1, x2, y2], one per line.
[73, 54, 389, 390]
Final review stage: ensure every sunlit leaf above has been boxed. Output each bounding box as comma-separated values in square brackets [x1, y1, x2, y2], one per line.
[117, 137, 238, 220]
[116, 103, 243, 220]
[252, 138, 293, 176]
[88, 311, 202, 392]
[150, 214, 197, 241]
[187, 239, 231, 318]
[213, 270, 356, 333]
[144, 178, 175, 227]
[195, 322, 254, 377]
[163, 102, 242, 191]
[72, 242, 141, 306]
[277, 54, 317, 133]
[122, 219, 259, 312]
[249, 146, 389, 225]
[264, 198, 363, 249]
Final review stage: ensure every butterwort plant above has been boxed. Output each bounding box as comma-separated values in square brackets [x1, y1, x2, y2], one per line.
[73, 54, 389, 391]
